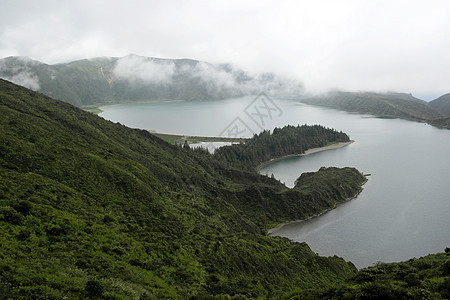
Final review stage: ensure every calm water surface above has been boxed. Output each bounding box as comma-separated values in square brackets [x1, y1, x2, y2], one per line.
[100, 97, 450, 268]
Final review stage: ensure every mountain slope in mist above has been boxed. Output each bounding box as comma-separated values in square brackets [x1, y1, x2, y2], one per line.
[301, 91, 448, 128]
[0, 54, 303, 106]
[429, 93, 450, 116]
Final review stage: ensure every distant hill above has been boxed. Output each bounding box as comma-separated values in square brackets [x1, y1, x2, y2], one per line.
[1, 79, 366, 298]
[0, 55, 303, 107]
[429, 93, 450, 116]
[384, 91, 426, 103]
[301, 91, 448, 128]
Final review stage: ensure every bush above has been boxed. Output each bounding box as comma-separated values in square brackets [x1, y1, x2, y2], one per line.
[0, 206, 22, 224]
[404, 273, 420, 286]
[357, 282, 408, 300]
[440, 259, 450, 276]
[85, 279, 104, 298]
[440, 277, 450, 299]
[11, 200, 32, 215]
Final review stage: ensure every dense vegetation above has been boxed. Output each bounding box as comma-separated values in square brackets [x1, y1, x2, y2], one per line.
[0, 79, 366, 299]
[0, 55, 302, 107]
[289, 249, 450, 299]
[230, 167, 367, 230]
[1, 79, 448, 300]
[301, 91, 450, 129]
[214, 125, 349, 170]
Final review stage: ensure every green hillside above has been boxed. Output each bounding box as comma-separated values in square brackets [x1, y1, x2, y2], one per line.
[0, 79, 365, 299]
[290, 250, 450, 299]
[0, 55, 303, 107]
[301, 91, 448, 128]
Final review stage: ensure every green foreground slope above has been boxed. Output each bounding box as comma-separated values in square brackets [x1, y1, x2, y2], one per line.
[0, 79, 365, 299]
[290, 250, 450, 299]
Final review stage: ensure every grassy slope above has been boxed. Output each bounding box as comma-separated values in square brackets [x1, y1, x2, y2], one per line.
[301, 91, 448, 128]
[0, 79, 363, 299]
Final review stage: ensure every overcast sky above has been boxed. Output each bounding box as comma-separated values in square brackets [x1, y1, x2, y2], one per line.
[1, 0, 449, 99]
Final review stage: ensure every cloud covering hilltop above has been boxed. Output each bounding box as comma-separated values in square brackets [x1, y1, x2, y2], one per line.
[0, 54, 303, 106]
[1, 1, 449, 98]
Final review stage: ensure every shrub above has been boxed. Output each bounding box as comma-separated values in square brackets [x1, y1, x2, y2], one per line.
[0, 206, 22, 224]
[85, 279, 104, 298]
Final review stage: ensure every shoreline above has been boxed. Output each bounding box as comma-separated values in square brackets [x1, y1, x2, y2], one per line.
[149, 131, 248, 144]
[268, 176, 368, 235]
[256, 140, 354, 172]
[82, 99, 186, 115]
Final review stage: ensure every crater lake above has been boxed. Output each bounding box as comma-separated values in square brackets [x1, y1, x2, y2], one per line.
[99, 96, 450, 268]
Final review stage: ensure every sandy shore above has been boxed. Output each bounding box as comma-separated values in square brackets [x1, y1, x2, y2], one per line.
[256, 140, 354, 171]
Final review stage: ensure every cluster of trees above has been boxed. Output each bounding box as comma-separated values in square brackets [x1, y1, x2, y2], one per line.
[214, 124, 349, 170]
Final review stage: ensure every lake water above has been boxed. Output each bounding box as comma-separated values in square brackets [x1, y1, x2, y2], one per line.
[99, 96, 450, 269]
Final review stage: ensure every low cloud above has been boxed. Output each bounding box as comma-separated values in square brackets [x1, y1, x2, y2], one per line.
[0, 57, 40, 90]
[112, 55, 302, 97]
[182, 61, 303, 96]
[1, 1, 449, 97]
[113, 55, 175, 84]
[6, 72, 40, 91]
[189, 62, 237, 89]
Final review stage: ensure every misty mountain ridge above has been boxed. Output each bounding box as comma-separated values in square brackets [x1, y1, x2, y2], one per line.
[301, 90, 450, 128]
[0, 54, 304, 106]
[2, 54, 449, 128]
[429, 93, 450, 116]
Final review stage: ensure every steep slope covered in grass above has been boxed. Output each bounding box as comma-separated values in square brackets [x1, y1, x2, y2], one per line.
[0, 79, 364, 299]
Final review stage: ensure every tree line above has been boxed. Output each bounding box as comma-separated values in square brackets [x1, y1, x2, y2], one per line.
[212, 124, 349, 170]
